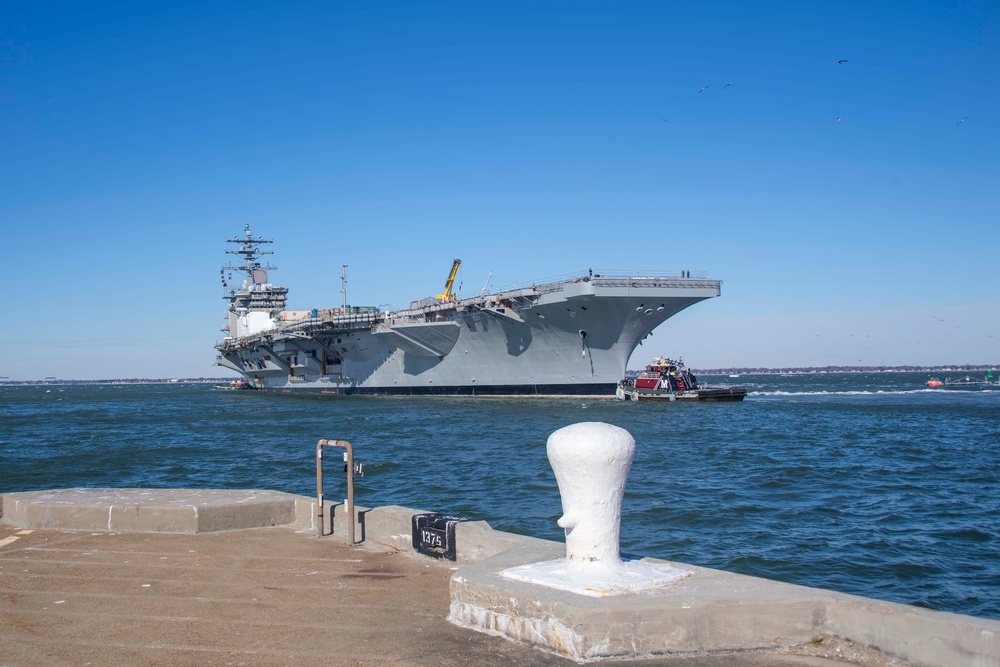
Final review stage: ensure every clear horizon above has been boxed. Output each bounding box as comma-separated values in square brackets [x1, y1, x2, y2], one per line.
[2, 1, 997, 381]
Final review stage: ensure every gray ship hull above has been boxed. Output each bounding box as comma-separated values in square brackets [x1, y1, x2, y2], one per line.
[216, 277, 721, 396]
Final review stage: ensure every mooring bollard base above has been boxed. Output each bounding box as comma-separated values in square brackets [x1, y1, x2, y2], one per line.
[450, 537, 824, 662]
[500, 557, 690, 597]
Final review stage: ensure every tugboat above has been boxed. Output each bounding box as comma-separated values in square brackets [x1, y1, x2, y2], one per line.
[616, 357, 746, 402]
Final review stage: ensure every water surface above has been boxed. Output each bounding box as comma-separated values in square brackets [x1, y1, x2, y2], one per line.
[2, 373, 997, 619]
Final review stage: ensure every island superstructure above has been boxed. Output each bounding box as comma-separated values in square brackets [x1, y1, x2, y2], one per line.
[215, 226, 723, 395]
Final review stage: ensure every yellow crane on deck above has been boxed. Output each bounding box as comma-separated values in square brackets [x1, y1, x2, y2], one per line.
[436, 259, 461, 301]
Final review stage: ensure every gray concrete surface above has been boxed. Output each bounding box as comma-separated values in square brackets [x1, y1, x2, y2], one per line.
[448, 534, 999, 666]
[2, 488, 997, 667]
[1, 488, 298, 533]
[0, 523, 898, 667]
[336, 502, 998, 667]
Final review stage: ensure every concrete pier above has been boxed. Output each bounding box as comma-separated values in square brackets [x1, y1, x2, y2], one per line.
[0, 487, 299, 533]
[2, 488, 998, 666]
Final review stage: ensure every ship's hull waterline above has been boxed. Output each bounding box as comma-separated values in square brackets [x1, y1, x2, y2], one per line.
[216, 277, 722, 396]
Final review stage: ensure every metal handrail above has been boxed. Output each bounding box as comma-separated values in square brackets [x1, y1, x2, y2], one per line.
[316, 439, 360, 545]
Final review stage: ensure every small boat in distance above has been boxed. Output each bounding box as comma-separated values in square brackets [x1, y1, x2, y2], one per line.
[214, 379, 254, 391]
[927, 370, 997, 389]
[942, 371, 998, 389]
[616, 357, 746, 402]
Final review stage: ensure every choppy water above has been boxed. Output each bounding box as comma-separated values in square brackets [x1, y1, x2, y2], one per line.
[2, 373, 998, 619]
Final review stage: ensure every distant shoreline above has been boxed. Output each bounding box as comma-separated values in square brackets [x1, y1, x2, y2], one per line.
[693, 365, 997, 376]
[1, 365, 996, 385]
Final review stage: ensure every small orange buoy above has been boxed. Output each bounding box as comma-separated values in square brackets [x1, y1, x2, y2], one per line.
[926, 379, 943, 387]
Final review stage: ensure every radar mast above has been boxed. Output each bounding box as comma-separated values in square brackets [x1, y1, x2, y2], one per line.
[220, 225, 288, 316]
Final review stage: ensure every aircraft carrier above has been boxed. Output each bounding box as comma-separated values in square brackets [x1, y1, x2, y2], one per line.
[214, 226, 722, 395]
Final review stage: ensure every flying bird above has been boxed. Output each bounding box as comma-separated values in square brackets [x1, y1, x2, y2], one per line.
[724, 83, 733, 89]
[838, 59, 848, 64]
[698, 85, 709, 93]
[836, 117, 844, 122]
[957, 117, 968, 125]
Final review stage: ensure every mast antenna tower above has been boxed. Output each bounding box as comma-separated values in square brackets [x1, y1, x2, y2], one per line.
[340, 265, 348, 310]
[222, 224, 277, 286]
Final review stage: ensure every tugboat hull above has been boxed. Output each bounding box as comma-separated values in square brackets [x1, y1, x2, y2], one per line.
[691, 386, 746, 401]
[616, 386, 746, 402]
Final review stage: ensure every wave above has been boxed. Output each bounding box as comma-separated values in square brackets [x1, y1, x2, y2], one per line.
[748, 389, 957, 397]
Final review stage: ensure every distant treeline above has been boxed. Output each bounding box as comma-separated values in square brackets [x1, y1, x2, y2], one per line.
[693, 365, 997, 375]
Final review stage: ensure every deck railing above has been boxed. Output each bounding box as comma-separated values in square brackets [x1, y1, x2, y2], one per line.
[215, 271, 721, 349]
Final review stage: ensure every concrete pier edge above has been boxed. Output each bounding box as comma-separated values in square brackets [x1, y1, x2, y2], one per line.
[2, 488, 998, 667]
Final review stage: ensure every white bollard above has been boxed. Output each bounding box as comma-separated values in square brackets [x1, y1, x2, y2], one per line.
[501, 421, 689, 596]
[547, 422, 634, 571]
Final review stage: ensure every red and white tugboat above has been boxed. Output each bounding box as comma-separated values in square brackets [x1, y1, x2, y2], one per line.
[616, 357, 746, 402]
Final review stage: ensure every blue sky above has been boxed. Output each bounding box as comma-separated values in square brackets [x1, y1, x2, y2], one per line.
[2, 0, 997, 380]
